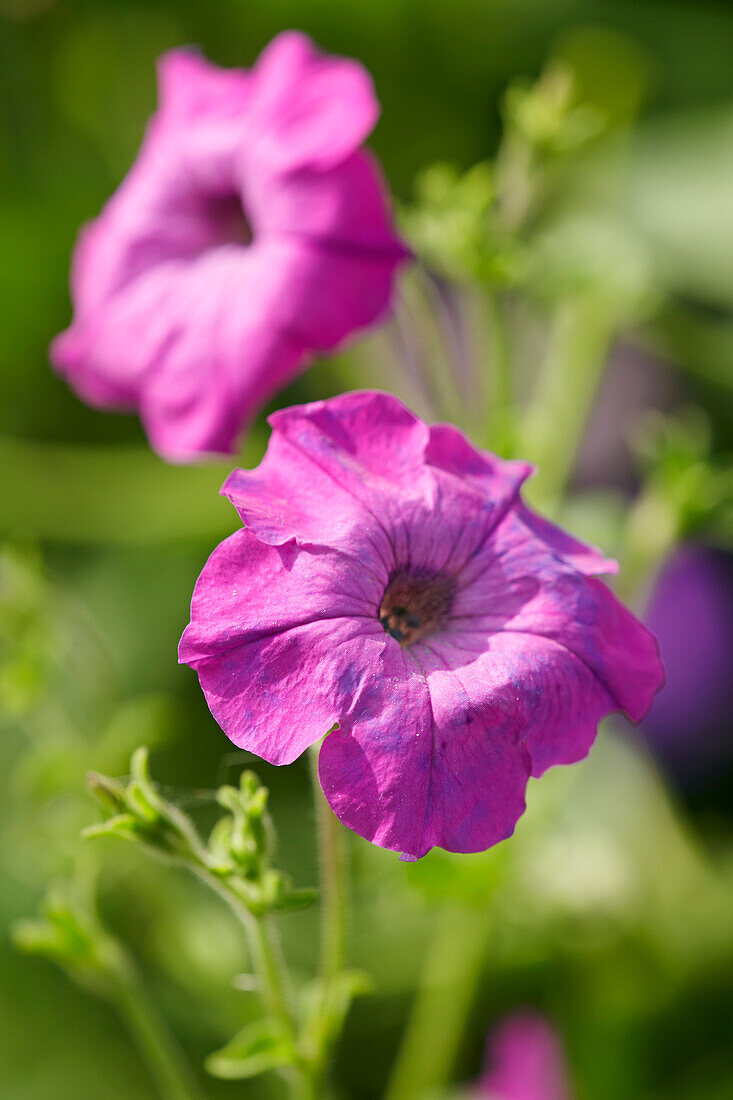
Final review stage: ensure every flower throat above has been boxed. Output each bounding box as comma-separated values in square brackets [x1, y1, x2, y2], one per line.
[379, 568, 455, 646]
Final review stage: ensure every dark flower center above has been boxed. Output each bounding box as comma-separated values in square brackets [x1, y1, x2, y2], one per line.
[204, 192, 254, 247]
[379, 569, 456, 646]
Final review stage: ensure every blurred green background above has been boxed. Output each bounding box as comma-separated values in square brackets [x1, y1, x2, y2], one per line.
[1, 1, 732, 1097]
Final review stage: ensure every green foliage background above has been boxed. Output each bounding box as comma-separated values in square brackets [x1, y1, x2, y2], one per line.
[1, 1, 732, 1097]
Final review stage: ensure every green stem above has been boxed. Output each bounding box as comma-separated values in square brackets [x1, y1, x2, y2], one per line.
[113, 970, 205, 1100]
[194, 866, 319, 1098]
[384, 903, 491, 1100]
[194, 866, 295, 1032]
[520, 295, 613, 513]
[495, 132, 535, 235]
[309, 745, 347, 986]
[400, 268, 467, 424]
[484, 289, 514, 453]
[617, 485, 681, 606]
[249, 911, 296, 1029]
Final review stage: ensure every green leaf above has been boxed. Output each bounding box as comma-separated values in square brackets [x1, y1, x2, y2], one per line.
[11, 877, 128, 998]
[85, 771, 127, 815]
[81, 813, 141, 841]
[126, 780, 161, 823]
[271, 885, 318, 914]
[204, 1018, 297, 1080]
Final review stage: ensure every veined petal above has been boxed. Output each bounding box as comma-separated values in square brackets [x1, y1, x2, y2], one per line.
[423, 630, 614, 777]
[222, 392, 430, 549]
[319, 642, 532, 858]
[180, 393, 664, 859]
[179, 527, 389, 765]
[451, 507, 664, 734]
[426, 422, 533, 508]
[179, 527, 385, 666]
[192, 618, 388, 765]
[222, 392, 528, 566]
[516, 502, 618, 576]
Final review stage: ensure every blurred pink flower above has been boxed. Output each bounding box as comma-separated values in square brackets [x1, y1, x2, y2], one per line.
[643, 544, 733, 787]
[179, 391, 663, 859]
[51, 33, 408, 461]
[477, 1012, 572, 1100]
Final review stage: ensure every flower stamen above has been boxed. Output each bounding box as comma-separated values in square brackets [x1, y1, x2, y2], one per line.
[379, 569, 455, 646]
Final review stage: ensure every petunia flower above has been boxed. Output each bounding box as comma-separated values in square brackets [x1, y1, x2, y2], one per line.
[50, 34, 408, 462]
[476, 1011, 572, 1100]
[179, 391, 663, 859]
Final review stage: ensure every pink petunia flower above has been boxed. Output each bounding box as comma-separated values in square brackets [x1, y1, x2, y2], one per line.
[179, 391, 663, 859]
[477, 1011, 572, 1100]
[51, 34, 408, 462]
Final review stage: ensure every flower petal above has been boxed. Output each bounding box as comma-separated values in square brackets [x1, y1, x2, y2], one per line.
[516, 502, 618, 576]
[157, 49, 252, 121]
[222, 393, 529, 570]
[426, 422, 533, 508]
[179, 527, 385, 664]
[450, 506, 664, 754]
[425, 630, 614, 777]
[250, 149, 409, 256]
[245, 31, 378, 172]
[59, 234, 406, 461]
[314, 604, 613, 856]
[55, 242, 305, 458]
[319, 643, 532, 859]
[179, 528, 388, 765]
[222, 392, 430, 547]
[57, 59, 252, 326]
[51, 41, 405, 460]
[480, 1011, 571, 1100]
[247, 152, 408, 349]
[191, 618, 387, 765]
